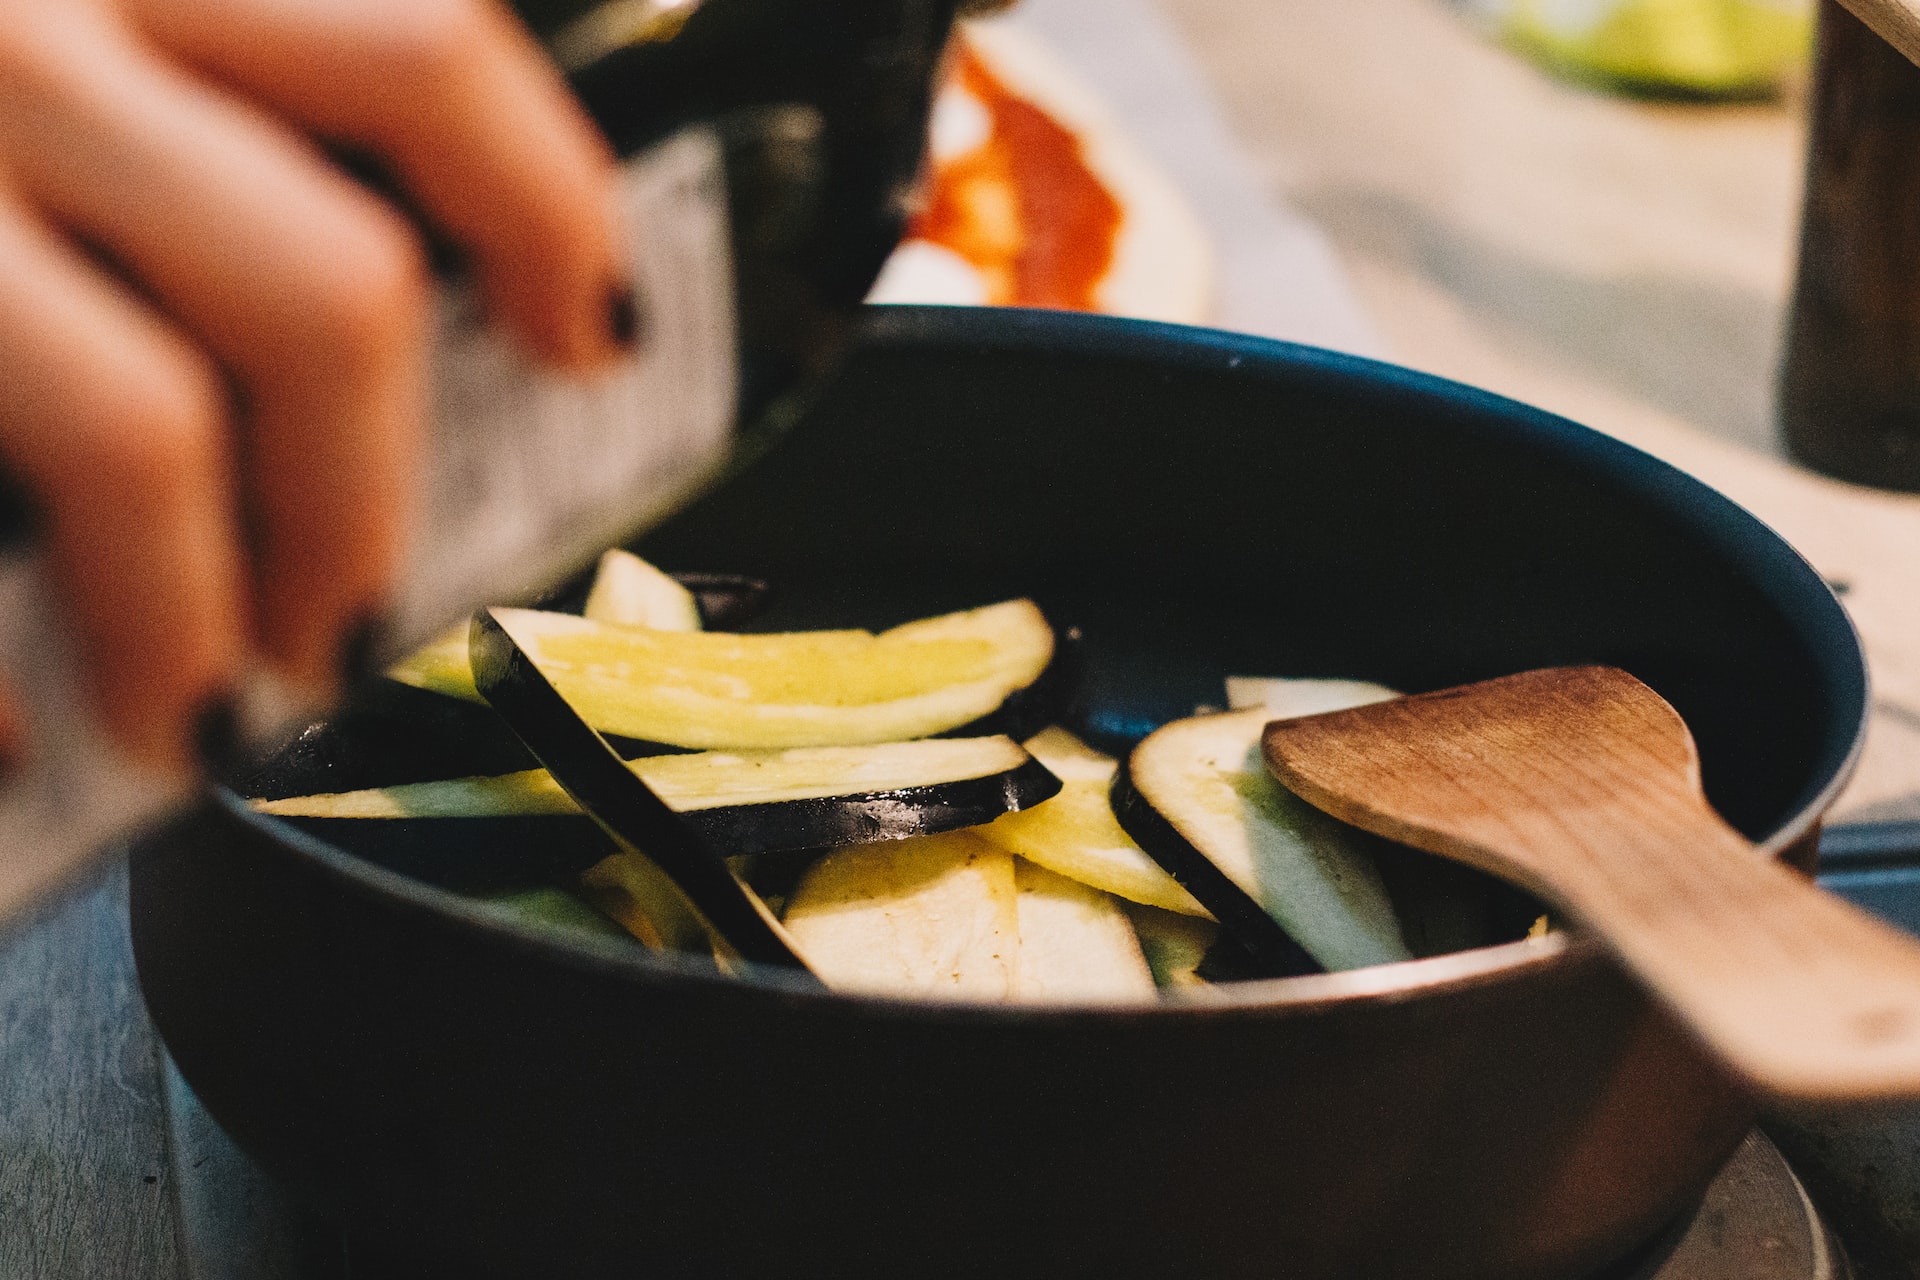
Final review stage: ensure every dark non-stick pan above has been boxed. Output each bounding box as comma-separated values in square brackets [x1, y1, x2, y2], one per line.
[129, 305, 1866, 1280]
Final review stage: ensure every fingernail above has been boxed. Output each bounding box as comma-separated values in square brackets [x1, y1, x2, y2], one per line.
[338, 611, 392, 690]
[606, 283, 644, 351]
[192, 692, 242, 775]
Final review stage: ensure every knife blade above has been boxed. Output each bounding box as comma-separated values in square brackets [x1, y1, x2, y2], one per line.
[0, 126, 738, 926]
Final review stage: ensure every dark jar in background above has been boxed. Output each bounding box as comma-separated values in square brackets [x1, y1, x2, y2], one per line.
[1780, 0, 1920, 491]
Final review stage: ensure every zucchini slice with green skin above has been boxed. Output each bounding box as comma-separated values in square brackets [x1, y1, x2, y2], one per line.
[386, 599, 1057, 750]
[1115, 708, 1411, 975]
[252, 736, 1062, 890]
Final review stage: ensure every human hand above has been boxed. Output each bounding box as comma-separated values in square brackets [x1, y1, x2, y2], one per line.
[0, 0, 631, 774]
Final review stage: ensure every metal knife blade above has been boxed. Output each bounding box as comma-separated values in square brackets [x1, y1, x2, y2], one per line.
[0, 126, 738, 927]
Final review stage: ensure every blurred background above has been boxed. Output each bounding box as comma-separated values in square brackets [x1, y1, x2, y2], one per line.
[879, 0, 1920, 827]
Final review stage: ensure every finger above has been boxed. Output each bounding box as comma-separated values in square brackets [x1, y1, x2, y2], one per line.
[0, 13, 428, 691]
[0, 191, 245, 774]
[132, 0, 631, 367]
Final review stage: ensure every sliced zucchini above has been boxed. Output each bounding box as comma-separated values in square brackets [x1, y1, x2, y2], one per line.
[782, 831, 1018, 999]
[1115, 708, 1410, 974]
[1012, 860, 1155, 1003]
[582, 549, 702, 630]
[387, 599, 1056, 750]
[978, 728, 1208, 917]
[1224, 676, 1401, 717]
[252, 736, 1062, 882]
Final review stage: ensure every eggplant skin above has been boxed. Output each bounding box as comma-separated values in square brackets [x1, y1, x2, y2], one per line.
[671, 572, 773, 629]
[258, 757, 1061, 895]
[686, 756, 1060, 852]
[1109, 766, 1321, 979]
[272, 813, 614, 895]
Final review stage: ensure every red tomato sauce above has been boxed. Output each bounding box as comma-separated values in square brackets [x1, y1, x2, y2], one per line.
[907, 44, 1122, 311]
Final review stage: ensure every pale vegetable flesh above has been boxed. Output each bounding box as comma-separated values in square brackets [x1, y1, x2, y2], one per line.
[782, 831, 1020, 999]
[1131, 709, 1411, 972]
[387, 599, 1054, 750]
[253, 736, 1030, 819]
[980, 728, 1209, 917]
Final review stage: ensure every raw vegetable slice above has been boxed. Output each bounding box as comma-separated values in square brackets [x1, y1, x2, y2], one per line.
[978, 728, 1208, 917]
[255, 736, 1033, 816]
[1224, 676, 1401, 717]
[782, 831, 1018, 999]
[472, 885, 641, 947]
[385, 558, 756, 699]
[388, 599, 1056, 750]
[252, 736, 1061, 875]
[1123, 901, 1219, 990]
[1012, 860, 1154, 1002]
[580, 850, 714, 953]
[582, 549, 702, 629]
[467, 605, 816, 976]
[1116, 708, 1410, 973]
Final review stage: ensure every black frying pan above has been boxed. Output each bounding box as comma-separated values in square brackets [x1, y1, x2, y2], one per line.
[129, 306, 1866, 1280]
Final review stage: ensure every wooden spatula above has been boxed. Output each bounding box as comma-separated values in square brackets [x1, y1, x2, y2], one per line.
[1261, 665, 1920, 1100]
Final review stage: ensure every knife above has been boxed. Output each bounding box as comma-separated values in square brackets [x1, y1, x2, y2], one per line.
[467, 606, 821, 978]
[0, 127, 739, 926]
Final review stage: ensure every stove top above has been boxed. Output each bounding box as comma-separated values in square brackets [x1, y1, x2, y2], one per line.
[1596, 1131, 1848, 1279]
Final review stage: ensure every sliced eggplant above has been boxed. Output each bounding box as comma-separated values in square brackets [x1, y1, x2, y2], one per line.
[530, 556, 769, 629]
[582, 549, 703, 629]
[579, 851, 715, 953]
[944, 623, 1083, 742]
[1224, 676, 1401, 717]
[978, 728, 1208, 917]
[668, 572, 773, 630]
[782, 831, 1019, 999]
[1122, 901, 1220, 990]
[262, 812, 614, 895]
[471, 885, 644, 948]
[388, 599, 1056, 750]
[252, 736, 1062, 889]
[1012, 860, 1155, 1003]
[467, 608, 816, 976]
[1115, 708, 1411, 974]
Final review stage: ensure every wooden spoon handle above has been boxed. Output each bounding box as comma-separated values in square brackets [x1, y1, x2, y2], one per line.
[1838, 0, 1920, 64]
[1263, 666, 1920, 1099]
[1541, 809, 1920, 1098]
[1278, 748, 1920, 1097]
